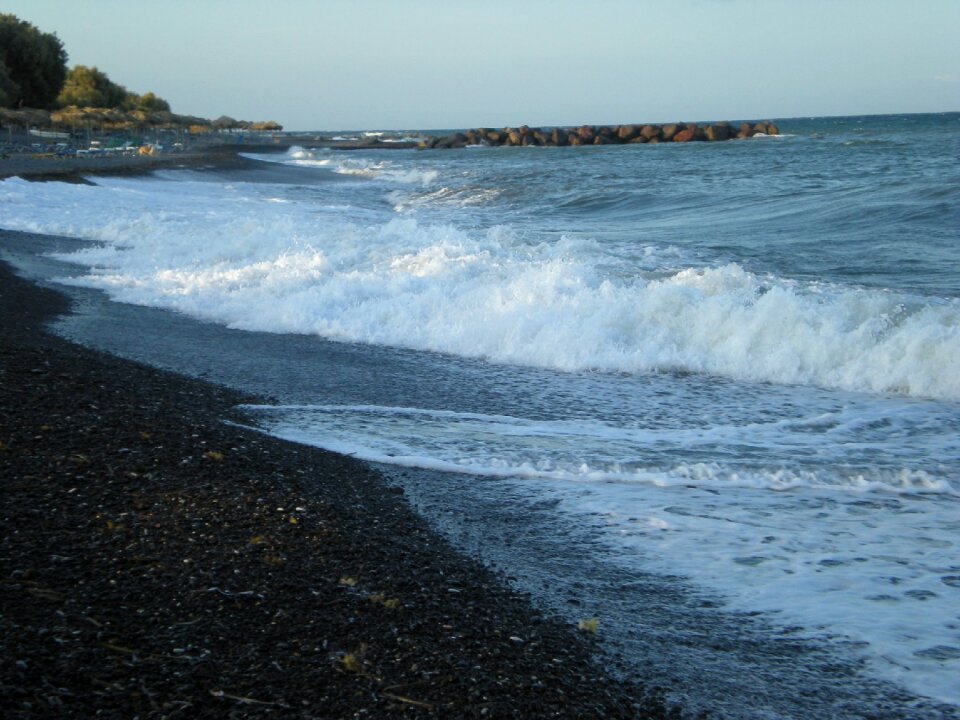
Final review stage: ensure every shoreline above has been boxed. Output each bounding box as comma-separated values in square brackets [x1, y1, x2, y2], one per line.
[0, 259, 671, 716]
[0, 143, 278, 183]
[0, 137, 422, 184]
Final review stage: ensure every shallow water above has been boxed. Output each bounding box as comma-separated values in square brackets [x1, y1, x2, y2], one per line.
[2, 112, 959, 717]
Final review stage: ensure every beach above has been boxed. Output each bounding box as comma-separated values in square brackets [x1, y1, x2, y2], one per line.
[3, 115, 958, 719]
[0, 255, 669, 718]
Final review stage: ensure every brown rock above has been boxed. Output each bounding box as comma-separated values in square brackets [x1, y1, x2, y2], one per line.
[704, 123, 731, 141]
[640, 125, 660, 140]
[673, 129, 695, 143]
[628, 135, 648, 144]
[661, 123, 680, 141]
[550, 127, 568, 146]
[596, 126, 617, 141]
[577, 125, 596, 142]
[617, 124, 639, 141]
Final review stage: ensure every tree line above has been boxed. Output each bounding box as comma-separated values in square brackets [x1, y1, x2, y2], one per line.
[1, 13, 169, 112]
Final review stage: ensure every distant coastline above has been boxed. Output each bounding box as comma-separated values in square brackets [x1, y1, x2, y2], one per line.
[0, 116, 788, 183]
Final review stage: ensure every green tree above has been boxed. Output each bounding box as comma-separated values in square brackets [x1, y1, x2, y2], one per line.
[0, 61, 16, 107]
[57, 65, 172, 112]
[56, 64, 128, 108]
[132, 91, 170, 113]
[0, 14, 68, 108]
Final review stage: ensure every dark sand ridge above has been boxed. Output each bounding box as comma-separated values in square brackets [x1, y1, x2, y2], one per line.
[0, 138, 414, 184]
[0, 158, 672, 716]
[0, 143, 273, 183]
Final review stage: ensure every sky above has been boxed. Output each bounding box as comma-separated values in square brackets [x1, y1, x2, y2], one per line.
[4, 0, 958, 131]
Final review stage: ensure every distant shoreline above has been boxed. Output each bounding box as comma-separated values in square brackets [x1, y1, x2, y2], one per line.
[0, 137, 428, 182]
[0, 143, 273, 183]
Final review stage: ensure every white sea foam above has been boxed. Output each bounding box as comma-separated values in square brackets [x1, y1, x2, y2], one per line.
[241, 403, 958, 495]
[1, 174, 958, 401]
[251, 146, 438, 184]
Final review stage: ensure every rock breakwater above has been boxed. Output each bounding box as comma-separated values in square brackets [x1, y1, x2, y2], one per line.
[421, 120, 779, 149]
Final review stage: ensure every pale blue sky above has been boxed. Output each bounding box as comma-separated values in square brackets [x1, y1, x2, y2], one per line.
[5, 0, 958, 130]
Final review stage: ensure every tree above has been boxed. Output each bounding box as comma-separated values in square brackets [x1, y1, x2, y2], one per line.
[0, 62, 16, 107]
[129, 91, 170, 113]
[0, 14, 68, 108]
[57, 65, 172, 112]
[56, 65, 128, 108]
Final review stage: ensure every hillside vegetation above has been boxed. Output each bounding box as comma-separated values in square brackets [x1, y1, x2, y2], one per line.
[0, 13, 281, 133]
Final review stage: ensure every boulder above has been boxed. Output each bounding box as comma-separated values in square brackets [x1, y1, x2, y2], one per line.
[421, 118, 768, 149]
[640, 124, 660, 140]
[596, 126, 617, 141]
[704, 123, 731, 141]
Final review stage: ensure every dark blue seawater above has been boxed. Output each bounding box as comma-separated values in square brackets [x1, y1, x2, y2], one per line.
[2, 112, 958, 719]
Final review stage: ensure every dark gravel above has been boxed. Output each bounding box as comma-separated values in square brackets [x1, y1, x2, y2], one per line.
[0, 260, 674, 718]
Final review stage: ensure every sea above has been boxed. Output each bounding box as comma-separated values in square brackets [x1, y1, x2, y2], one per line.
[2, 113, 958, 719]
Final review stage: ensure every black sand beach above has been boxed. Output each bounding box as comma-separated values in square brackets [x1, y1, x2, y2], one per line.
[0, 165, 672, 716]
